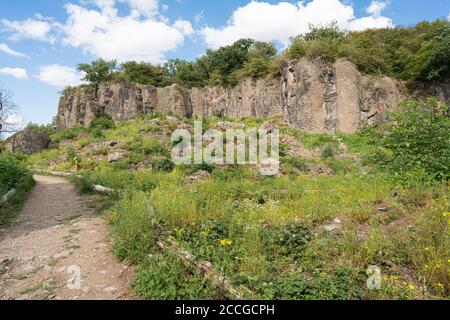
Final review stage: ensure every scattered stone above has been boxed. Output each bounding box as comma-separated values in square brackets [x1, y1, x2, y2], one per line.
[166, 116, 179, 123]
[184, 170, 211, 184]
[53, 251, 71, 260]
[107, 150, 130, 162]
[148, 118, 161, 125]
[103, 141, 119, 148]
[257, 158, 281, 176]
[104, 286, 118, 293]
[307, 163, 333, 175]
[82, 287, 91, 293]
[323, 218, 343, 235]
[216, 122, 245, 130]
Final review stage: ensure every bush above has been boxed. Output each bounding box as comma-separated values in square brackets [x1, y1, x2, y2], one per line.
[364, 98, 450, 185]
[90, 112, 115, 130]
[151, 157, 174, 172]
[0, 154, 35, 225]
[0, 154, 31, 190]
[321, 145, 336, 159]
[51, 126, 85, 144]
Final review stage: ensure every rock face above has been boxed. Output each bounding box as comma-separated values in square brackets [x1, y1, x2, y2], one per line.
[281, 58, 401, 133]
[5, 129, 51, 154]
[57, 58, 407, 134]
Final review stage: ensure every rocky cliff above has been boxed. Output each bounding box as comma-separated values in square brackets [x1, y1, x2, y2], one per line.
[57, 58, 404, 134]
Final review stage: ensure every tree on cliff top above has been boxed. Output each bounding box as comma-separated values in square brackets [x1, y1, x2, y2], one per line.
[78, 59, 117, 88]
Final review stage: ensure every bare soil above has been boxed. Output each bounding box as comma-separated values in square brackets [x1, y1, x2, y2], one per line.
[0, 175, 134, 300]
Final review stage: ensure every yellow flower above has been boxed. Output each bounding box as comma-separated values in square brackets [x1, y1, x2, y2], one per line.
[408, 284, 415, 290]
[219, 239, 233, 246]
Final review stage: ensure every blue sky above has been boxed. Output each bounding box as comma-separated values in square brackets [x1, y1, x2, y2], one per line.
[0, 0, 449, 127]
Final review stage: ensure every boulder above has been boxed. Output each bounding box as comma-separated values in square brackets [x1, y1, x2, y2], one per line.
[5, 129, 51, 154]
[107, 150, 130, 162]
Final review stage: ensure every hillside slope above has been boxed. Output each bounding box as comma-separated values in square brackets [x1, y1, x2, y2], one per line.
[26, 113, 449, 300]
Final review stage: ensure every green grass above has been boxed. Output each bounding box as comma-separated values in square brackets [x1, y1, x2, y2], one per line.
[26, 115, 450, 300]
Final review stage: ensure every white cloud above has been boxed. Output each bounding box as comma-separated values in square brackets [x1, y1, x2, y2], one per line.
[201, 0, 394, 49]
[367, 1, 387, 16]
[61, 1, 188, 63]
[0, 67, 29, 80]
[448, 12, 450, 21]
[37, 65, 85, 87]
[120, 0, 160, 17]
[173, 19, 194, 36]
[1, 17, 58, 43]
[0, 43, 29, 58]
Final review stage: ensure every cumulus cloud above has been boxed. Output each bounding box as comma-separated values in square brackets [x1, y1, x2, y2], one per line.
[120, 0, 160, 17]
[61, 1, 191, 63]
[0, 43, 29, 58]
[367, 1, 387, 16]
[1, 16, 59, 43]
[1, 1, 191, 64]
[173, 19, 194, 36]
[201, 0, 394, 49]
[37, 65, 85, 87]
[0, 67, 29, 80]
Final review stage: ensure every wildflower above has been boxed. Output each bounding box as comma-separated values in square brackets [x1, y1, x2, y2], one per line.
[408, 284, 415, 290]
[219, 239, 233, 247]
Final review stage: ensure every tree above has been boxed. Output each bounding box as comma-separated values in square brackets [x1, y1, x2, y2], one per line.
[0, 86, 19, 138]
[117, 61, 166, 86]
[420, 23, 450, 80]
[78, 59, 117, 87]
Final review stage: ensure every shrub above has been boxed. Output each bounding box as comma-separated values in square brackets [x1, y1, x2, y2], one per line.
[90, 112, 115, 130]
[0, 154, 35, 225]
[51, 126, 85, 144]
[364, 98, 450, 185]
[151, 157, 174, 172]
[321, 145, 336, 159]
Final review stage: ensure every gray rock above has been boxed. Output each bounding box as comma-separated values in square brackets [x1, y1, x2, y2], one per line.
[56, 58, 445, 134]
[5, 129, 51, 154]
[107, 150, 130, 162]
[324, 218, 343, 235]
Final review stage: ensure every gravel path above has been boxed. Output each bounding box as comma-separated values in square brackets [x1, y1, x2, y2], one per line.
[0, 175, 134, 300]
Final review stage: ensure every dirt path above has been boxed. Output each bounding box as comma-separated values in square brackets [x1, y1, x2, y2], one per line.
[0, 175, 134, 300]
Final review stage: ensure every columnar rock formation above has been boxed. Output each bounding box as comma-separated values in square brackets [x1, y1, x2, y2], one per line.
[56, 58, 404, 134]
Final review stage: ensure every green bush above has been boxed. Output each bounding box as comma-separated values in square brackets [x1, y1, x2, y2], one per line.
[0, 154, 31, 190]
[151, 157, 174, 172]
[51, 126, 85, 144]
[321, 145, 336, 159]
[364, 98, 450, 185]
[0, 154, 35, 225]
[90, 112, 115, 130]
